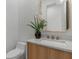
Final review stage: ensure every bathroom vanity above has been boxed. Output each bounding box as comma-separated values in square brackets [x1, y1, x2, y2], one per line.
[27, 39, 72, 59]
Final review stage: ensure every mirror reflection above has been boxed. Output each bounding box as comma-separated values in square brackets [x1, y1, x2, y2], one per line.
[40, 0, 68, 32]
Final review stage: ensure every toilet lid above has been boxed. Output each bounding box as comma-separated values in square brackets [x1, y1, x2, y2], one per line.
[7, 48, 21, 58]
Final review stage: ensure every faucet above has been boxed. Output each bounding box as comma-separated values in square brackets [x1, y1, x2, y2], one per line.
[51, 35, 55, 39]
[47, 35, 50, 39]
[46, 35, 60, 40]
[55, 36, 60, 40]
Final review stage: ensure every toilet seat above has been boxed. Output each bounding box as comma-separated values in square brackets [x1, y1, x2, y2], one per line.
[7, 42, 26, 59]
[7, 48, 21, 58]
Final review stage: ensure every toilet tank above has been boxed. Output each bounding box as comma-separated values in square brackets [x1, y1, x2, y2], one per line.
[16, 42, 26, 49]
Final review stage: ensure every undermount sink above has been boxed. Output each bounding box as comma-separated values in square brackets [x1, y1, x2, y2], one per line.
[41, 39, 66, 44]
[41, 39, 71, 44]
[40, 39, 72, 49]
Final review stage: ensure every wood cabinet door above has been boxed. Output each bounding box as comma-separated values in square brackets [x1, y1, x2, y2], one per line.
[28, 43, 38, 59]
[37, 45, 48, 59]
[64, 52, 72, 59]
[48, 48, 60, 59]
[27, 43, 48, 59]
[48, 48, 72, 59]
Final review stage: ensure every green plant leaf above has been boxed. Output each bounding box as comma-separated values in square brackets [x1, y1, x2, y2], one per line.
[27, 16, 47, 32]
[34, 16, 37, 26]
[27, 24, 36, 29]
[30, 21, 38, 29]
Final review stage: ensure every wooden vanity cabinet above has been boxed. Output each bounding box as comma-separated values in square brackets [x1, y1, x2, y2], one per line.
[48, 48, 72, 59]
[27, 43, 48, 59]
[27, 43, 72, 59]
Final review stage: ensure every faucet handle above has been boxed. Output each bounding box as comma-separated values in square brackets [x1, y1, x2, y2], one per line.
[47, 35, 50, 39]
[55, 36, 59, 40]
[51, 35, 55, 39]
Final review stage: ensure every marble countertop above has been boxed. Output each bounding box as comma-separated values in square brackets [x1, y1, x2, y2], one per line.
[27, 39, 72, 52]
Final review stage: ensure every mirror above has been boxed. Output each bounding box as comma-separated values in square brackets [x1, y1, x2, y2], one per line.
[39, 0, 68, 32]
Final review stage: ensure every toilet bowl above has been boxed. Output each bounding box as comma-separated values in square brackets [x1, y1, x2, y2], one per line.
[6, 42, 26, 59]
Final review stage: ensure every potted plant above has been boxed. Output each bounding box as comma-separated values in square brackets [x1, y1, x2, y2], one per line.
[28, 16, 47, 39]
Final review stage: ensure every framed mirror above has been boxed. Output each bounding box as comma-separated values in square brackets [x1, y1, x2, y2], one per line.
[38, 0, 69, 32]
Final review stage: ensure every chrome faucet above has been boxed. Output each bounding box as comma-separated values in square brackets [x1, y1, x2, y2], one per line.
[51, 35, 55, 39]
[47, 35, 50, 39]
[55, 36, 60, 40]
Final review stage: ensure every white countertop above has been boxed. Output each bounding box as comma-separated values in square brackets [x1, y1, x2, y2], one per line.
[27, 39, 72, 52]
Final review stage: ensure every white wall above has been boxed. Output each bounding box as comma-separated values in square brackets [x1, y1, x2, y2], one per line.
[18, 0, 38, 42]
[6, 0, 38, 52]
[6, 0, 19, 52]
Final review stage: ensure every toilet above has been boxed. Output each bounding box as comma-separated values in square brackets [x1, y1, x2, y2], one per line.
[6, 42, 26, 59]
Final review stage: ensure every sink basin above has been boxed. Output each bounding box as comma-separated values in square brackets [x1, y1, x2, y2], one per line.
[40, 39, 72, 50]
[41, 39, 66, 47]
[41, 39, 66, 44]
